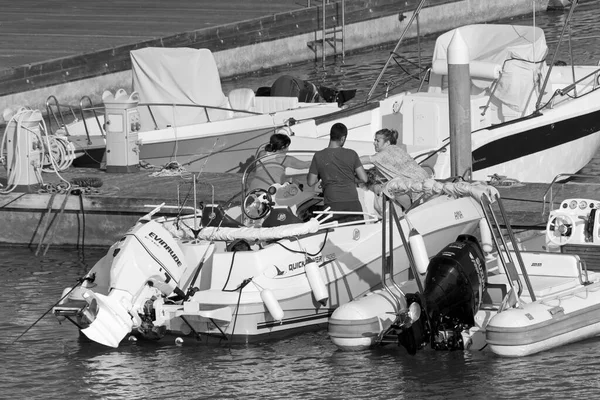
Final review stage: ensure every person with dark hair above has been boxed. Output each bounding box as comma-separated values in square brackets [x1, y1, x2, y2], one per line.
[307, 123, 368, 221]
[248, 133, 311, 190]
[359, 128, 430, 210]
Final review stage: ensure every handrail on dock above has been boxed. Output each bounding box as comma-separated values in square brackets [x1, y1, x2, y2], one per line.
[45, 95, 78, 136]
[79, 95, 105, 145]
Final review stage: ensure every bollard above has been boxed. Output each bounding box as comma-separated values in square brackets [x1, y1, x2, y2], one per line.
[447, 29, 472, 180]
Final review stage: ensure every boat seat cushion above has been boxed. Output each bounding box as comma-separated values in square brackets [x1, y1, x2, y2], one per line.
[488, 251, 585, 300]
[499, 251, 582, 278]
[253, 96, 299, 114]
[228, 88, 256, 113]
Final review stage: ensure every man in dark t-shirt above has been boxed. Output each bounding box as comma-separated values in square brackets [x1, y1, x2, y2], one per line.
[307, 123, 368, 221]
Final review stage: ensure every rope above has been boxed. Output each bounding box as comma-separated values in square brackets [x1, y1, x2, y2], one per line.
[487, 174, 525, 188]
[70, 177, 103, 188]
[271, 231, 329, 257]
[39, 194, 70, 256]
[222, 251, 239, 292]
[149, 161, 191, 178]
[229, 277, 252, 346]
[75, 189, 86, 261]
[35, 192, 58, 256]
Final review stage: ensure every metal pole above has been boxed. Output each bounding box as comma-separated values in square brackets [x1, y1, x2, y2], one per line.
[341, 0, 345, 62]
[390, 204, 425, 294]
[322, 0, 326, 65]
[366, 0, 427, 101]
[535, 0, 579, 110]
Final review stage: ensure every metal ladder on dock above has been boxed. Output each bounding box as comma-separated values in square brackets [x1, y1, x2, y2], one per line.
[307, 0, 346, 65]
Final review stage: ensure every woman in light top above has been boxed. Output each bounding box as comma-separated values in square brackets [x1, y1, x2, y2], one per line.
[360, 128, 430, 210]
[248, 133, 311, 190]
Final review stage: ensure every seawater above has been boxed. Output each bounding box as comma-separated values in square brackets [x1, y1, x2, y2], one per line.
[3, 2, 600, 399]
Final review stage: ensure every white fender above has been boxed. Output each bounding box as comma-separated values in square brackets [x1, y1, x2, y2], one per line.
[305, 261, 328, 305]
[260, 288, 284, 322]
[409, 229, 429, 275]
[479, 218, 493, 253]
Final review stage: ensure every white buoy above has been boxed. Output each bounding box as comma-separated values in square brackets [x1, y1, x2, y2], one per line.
[175, 337, 184, 346]
[409, 229, 429, 275]
[479, 218, 493, 253]
[304, 261, 328, 305]
[128, 335, 137, 343]
[260, 288, 284, 322]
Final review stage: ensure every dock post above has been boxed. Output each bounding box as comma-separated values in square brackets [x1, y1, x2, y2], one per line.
[447, 29, 472, 180]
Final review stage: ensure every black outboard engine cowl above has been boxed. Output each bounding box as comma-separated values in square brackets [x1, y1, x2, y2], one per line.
[423, 234, 487, 350]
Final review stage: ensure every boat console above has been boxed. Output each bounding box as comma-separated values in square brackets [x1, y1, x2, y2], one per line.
[547, 198, 600, 246]
[548, 198, 600, 270]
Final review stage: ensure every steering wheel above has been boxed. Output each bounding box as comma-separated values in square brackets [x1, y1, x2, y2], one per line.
[546, 213, 575, 246]
[243, 188, 273, 220]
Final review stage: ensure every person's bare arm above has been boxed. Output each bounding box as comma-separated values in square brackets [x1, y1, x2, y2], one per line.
[283, 156, 311, 169]
[355, 166, 368, 183]
[359, 155, 373, 166]
[307, 172, 319, 187]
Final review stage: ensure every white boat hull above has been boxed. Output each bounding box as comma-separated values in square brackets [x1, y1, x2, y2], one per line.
[485, 274, 600, 356]
[54, 192, 485, 346]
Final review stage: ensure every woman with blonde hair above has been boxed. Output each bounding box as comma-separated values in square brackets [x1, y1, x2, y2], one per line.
[360, 128, 429, 210]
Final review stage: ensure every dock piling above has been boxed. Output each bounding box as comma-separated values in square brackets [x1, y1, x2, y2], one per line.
[447, 28, 472, 180]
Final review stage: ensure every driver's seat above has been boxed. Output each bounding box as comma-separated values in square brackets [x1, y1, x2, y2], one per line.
[262, 206, 302, 227]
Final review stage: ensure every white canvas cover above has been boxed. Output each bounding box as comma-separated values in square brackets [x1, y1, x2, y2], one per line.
[131, 47, 229, 129]
[431, 24, 548, 114]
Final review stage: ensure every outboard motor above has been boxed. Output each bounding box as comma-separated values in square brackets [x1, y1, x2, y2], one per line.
[80, 220, 190, 347]
[422, 234, 487, 350]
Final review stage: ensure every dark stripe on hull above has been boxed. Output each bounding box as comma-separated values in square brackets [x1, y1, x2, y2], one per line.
[472, 108, 600, 171]
[486, 301, 600, 347]
[257, 309, 334, 330]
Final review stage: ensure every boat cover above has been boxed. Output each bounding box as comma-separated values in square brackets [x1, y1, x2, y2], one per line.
[195, 218, 320, 241]
[131, 47, 229, 129]
[384, 178, 499, 203]
[431, 24, 548, 114]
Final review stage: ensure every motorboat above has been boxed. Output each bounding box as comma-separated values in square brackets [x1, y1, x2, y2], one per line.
[43, 47, 355, 173]
[288, 1, 600, 183]
[329, 176, 600, 357]
[51, 152, 488, 348]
